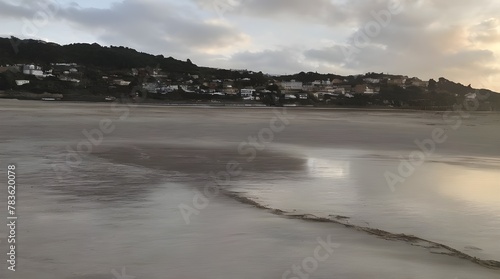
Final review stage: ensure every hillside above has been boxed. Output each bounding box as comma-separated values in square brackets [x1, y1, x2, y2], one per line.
[0, 37, 498, 110]
[0, 37, 199, 73]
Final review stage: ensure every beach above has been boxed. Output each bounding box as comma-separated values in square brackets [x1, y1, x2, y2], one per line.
[0, 99, 499, 278]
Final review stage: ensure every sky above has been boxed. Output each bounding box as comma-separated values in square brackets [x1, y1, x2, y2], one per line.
[1, 0, 499, 91]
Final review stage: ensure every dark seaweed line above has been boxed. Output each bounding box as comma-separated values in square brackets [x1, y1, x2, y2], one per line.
[222, 190, 500, 271]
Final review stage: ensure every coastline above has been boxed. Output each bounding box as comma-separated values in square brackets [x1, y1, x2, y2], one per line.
[2, 95, 499, 111]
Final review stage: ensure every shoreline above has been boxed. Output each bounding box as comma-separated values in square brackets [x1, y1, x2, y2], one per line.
[222, 190, 500, 270]
[3, 98, 500, 112]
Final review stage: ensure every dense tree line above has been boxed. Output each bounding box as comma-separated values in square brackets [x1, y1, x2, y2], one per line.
[0, 37, 198, 73]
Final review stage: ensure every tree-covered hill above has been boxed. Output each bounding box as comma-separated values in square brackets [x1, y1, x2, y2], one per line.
[0, 37, 199, 73]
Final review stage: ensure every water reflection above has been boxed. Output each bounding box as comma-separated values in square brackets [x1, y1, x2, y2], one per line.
[437, 166, 500, 211]
[306, 158, 351, 179]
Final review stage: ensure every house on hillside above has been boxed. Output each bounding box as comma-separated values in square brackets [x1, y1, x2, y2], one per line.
[407, 78, 429, 88]
[280, 80, 303, 90]
[241, 88, 256, 100]
[354, 84, 379, 95]
[364, 78, 380, 84]
[15, 80, 30, 86]
[387, 77, 407, 86]
[298, 93, 308, 100]
[22, 64, 44, 77]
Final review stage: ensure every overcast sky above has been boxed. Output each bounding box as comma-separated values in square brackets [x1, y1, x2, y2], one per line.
[1, 0, 499, 91]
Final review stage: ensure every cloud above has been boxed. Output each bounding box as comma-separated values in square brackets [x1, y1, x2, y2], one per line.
[0, 0, 47, 18]
[224, 48, 307, 74]
[0, 0, 249, 58]
[62, 1, 249, 56]
[469, 18, 500, 44]
[301, 0, 500, 89]
[192, 0, 350, 25]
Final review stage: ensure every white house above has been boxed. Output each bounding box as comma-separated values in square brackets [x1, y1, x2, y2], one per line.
[241, 88, 256, 100]
[15, 80, 30, 86]
[241, 88, 256, 95]
[22, 64, 44, 77]
[298, 93, 308, 100]
[281, 80, 303, 90]
[364, 88, 376, 94]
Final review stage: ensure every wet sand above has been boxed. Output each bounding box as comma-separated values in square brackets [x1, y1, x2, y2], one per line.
[0, 99, 499, 278]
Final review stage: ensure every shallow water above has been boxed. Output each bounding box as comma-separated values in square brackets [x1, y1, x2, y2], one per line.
[231, 147, 500, 260]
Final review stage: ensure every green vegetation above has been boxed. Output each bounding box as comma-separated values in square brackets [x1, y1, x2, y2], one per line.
[1, 37, 198, 72]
